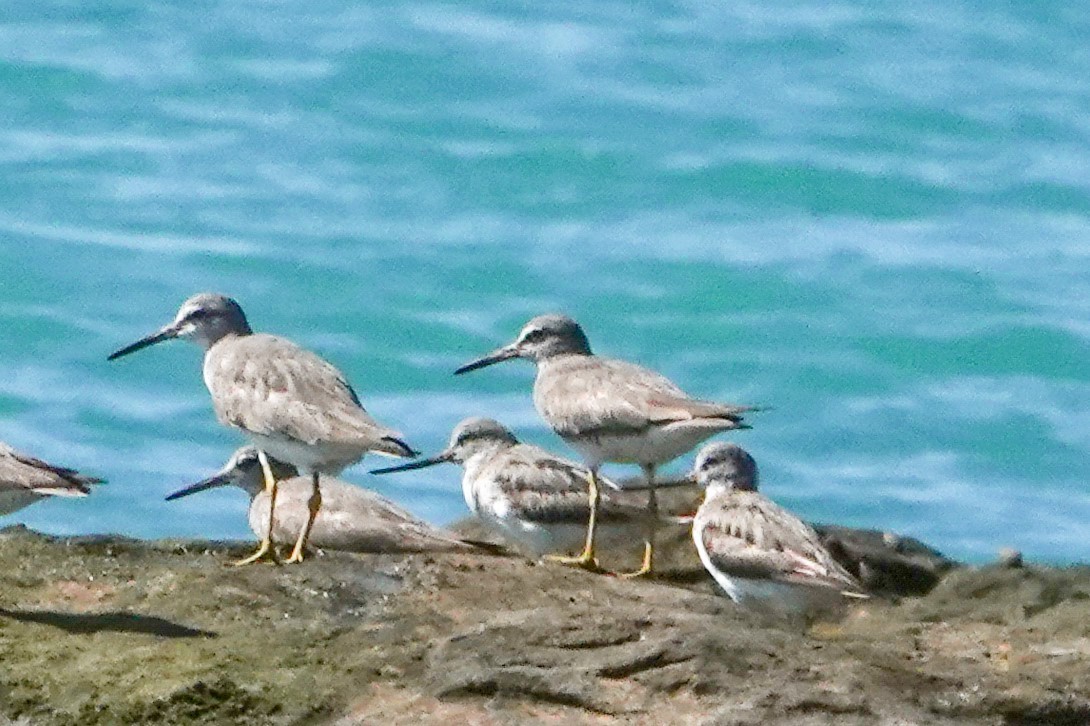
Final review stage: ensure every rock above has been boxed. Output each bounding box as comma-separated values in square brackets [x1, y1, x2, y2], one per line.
[2, 525, 1089, 724]
[450, 515, 960, 598]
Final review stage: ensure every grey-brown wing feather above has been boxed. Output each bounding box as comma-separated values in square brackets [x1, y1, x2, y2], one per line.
[487, 445, 646, 525]
[205, 334, 392, 446]
[0, 443, 100, 493]
[253, 477, 470, 553]
[697, 491, 863, 593]
[535, 356, 751, 438]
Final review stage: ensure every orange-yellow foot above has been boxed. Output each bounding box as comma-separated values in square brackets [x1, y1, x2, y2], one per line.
[618, 542, 653, 579]
[231, 538, 280, 566]
[545, 550, 603, 573]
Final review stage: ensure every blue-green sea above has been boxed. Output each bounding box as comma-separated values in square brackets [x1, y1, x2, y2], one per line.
[2, 1, 1089, 563]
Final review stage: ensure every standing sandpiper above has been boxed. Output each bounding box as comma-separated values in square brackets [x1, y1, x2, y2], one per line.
[372, 417, 657, 561]
[454, 314, 757, 577]
[689, 442, 867, 616]
[108, 292, 416, 565]
[166, 446, 474, 555]
[0, 442, 102, 517]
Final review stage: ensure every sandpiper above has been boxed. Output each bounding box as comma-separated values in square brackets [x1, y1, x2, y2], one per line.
[372, 417, 659, 562]
[166, 446, 474, 554]
[689, 442, 867, 616]
[0, 442, 102, 517]
[108, 292, 416, 565]
[454, 314, 757, 576]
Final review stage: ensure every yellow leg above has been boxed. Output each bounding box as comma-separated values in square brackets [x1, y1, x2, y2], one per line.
[232, 449, 281, 566]
[545, 467, 603, 573]
[620, 465, 657, 578]
[284, 472, 321, 564]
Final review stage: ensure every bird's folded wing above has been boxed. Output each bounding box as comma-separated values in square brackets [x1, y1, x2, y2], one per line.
[537, 357, 749, 436]
[644, 395, 752, 424]
[487, 452, 587, 523]
[207, 334, 387, 446]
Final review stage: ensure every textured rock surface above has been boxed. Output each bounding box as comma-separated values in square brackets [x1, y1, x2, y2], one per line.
[1, 525, 1088, 725]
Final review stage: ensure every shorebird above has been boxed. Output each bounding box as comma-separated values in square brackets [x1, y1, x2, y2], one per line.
[108, 292, 416, 565]
[689, 442, 867, 616]
[454, 314, 756, 576]
[0, 442, 102, 517]
[166, 446, 475, 554]
[372, 417, 660, 561]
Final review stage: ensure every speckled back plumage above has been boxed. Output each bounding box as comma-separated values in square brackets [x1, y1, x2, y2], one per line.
[694, 489, 864, 596]
[472, 442, 647, 526]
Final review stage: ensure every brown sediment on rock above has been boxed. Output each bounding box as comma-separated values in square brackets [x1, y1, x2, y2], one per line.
[1, 524, 1089, 725]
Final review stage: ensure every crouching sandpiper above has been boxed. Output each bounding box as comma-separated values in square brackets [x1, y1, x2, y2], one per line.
[166, 446, 475, 555]
[372, 417, 664, 563]
[689, 442, 868, 618]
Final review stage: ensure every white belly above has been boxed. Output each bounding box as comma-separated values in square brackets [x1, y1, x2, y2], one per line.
[246, 433, 364, 475]
[567, 423, 723, 470]
[477, 508, 587, 558]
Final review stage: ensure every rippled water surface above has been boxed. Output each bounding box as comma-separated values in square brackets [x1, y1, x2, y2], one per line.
[2, 1, 1089, 562]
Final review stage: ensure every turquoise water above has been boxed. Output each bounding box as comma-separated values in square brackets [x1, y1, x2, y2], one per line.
[2, 1, 1089, 563]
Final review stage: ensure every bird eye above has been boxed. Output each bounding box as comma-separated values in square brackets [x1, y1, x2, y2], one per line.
[703, 454, 725, 468]
[522, 328, 544, 343]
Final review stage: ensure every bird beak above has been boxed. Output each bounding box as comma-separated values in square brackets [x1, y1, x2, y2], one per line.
[164, 471, 233, 501]
[371, 450, 454, 475]
[108, 323, 181, 361]
[453, 344, 519, 375]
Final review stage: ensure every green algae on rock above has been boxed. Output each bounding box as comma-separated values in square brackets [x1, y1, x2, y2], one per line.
[2, 525, 1089, 725]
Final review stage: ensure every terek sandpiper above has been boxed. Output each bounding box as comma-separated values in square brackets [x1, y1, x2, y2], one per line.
[166, 446, 473, 554]
[108, 292, 416, 565]
[454, 314, 757, 576]
[689, 442, 867, 616]
[372, 417, 658, 562]
[0, 442, 102, 517]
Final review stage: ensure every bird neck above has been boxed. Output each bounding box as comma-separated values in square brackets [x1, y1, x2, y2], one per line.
[201, 328, 250, 352]
[461, 443, 509, 471]
[535, 350, 592, 372]
[704, 482, 729, 500]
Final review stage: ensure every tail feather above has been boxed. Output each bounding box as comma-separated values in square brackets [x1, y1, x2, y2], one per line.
[714, 404, 771, 426]
[11, 452, 104, 492]
[30, 486, 91, 498]
[372, 436, 418, 459]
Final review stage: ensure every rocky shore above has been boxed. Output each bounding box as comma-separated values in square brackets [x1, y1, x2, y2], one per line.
[2, 522, 1089, 725]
